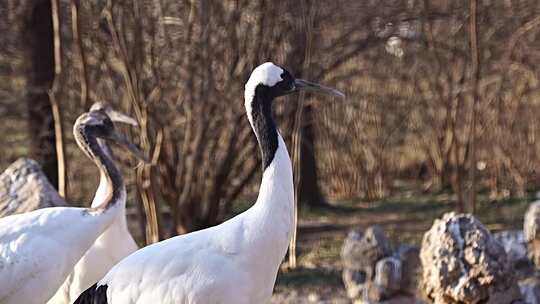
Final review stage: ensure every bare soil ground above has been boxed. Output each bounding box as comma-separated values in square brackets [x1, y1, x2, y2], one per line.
[270, 184, 531, 303]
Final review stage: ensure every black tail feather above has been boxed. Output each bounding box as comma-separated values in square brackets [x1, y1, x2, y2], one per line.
[73, 283, 108, 304]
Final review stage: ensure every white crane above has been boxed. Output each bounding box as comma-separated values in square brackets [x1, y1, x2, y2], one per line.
[0, 109, 146, 304]
[74, 62, 344, 304]
[47, 103, 140, 304]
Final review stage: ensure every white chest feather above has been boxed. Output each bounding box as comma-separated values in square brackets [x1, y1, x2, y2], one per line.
[101, 136, 294, 304]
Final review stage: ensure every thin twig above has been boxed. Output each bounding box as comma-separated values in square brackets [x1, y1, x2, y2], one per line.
[49, 0, 67, 199]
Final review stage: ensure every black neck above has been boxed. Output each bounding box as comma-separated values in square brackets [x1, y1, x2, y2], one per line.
[251, 86, 279, 170]
[97, 138, 114, 160]
[78, 129, 124, 211]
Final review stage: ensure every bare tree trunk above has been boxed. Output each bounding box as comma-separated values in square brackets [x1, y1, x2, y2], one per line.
[298, 105, 327, 207]
[25, 0, 58, 189]
[286, 0, 327, 208]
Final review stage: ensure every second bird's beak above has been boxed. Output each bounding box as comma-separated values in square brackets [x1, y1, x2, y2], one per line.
[293, 79, 345, 98]
[106, 109, 139, 126]
[108, 131, 149, 163]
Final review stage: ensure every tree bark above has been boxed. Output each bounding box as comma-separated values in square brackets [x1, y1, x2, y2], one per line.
[286, 0, 327, 208]
[298, 104, 327, 207]
[25, 0, 58, 189]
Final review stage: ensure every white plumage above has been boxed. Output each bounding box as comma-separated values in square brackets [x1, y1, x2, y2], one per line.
[99, 136, 292, 303]
[244, 62, 284, 126]
[46, 174, 138, 303]
[0, 109, 144, 304]
[75, 62, 343, 304]
[0, 203, 122, 304]
[47, 104, 139, 304]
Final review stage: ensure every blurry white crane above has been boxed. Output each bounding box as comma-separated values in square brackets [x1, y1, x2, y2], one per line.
[0, 109, 146, 304]
[74, 62, 344, 304]
[47, 103, 140, 304]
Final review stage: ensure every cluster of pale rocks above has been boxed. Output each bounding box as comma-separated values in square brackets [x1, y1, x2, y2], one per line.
[341, 225, 420, 303]
[5, 159, 540, 304]
[342, 205, 540, 304]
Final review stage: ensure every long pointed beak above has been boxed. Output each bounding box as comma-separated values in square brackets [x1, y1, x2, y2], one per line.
[294, 79, 345, 98]
[109, 131, 149, 163]
[106, 109, 138, 126]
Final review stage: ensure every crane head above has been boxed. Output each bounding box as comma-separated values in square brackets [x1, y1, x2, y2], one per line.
[245, 62, 345, 101]
[90, 102, 138, 126]
[74, 110, 148, 163]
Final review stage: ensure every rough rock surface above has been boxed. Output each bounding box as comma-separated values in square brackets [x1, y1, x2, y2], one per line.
[420, 212, 521, 304]
[519, 277, 540, 304]
[0, 158, 65, 217]
[342, 225, 393, 271]
[342, 226, 393, 300]
[525, 201, 540, 269]
[395, 244, 421, 294]
[493, 230, 534, 280]
[342, 226, 422, 303]
[367, 257, 402, 301]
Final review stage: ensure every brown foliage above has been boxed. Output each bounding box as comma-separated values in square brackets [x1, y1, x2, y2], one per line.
[1, 0, 540, 243]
